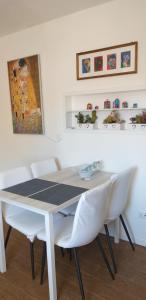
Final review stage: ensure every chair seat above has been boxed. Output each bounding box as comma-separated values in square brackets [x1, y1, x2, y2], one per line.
[104, 218, 116, 225]
[59, 202, 77, 216]
[6, 210, 45, 241]
[37, 215, 74, 248]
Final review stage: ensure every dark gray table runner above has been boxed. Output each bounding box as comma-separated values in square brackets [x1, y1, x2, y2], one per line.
[3, 179, 58, 196]
[29, 183, 87, 205]
[3, 179, 87, 205]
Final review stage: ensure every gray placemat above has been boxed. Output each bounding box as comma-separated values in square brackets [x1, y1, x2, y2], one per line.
[3, 179, 58, 196]
[29, 183, 87, 205]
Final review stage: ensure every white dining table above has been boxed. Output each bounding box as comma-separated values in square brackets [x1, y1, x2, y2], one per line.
[0, 167, 119, 300]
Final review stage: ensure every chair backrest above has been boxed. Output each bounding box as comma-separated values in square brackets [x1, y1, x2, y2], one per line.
[106, 167, 135, 221]
[66, 180, 112, 248]
[30, 158, 58, 178]
[0, 166, 33, 218]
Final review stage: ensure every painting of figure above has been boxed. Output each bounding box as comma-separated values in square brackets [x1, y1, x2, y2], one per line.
[107, 54, 116, 70]
[121, 51, 131, 68]
[94, 56, 103, 71]
[82, 58, 91, 73]
[8, 55, 43, 134]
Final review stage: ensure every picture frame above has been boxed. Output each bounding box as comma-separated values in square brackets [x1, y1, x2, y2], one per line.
[76, 41, 138, 80]
[7, 54, 44, 134]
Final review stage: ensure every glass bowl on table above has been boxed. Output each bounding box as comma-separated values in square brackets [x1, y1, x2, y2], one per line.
[78, 161, 103, 180]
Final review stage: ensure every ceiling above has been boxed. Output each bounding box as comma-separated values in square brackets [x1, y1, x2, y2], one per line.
[0, 0, 113, 37]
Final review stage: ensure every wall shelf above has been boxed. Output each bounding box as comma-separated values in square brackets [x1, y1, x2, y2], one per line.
[66, 107, 146, 113]
[65, 87, 146, 132]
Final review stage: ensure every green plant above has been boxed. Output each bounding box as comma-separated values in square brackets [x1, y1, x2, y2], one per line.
[91, 110, 97, 123]
[130, 112, 146, 124]
[103, 111, 125, 124]
[75, 110, 97, 124]
[75, 112, 84, 124]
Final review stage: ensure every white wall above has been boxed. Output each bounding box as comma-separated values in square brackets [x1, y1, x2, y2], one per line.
[0, 0, 146, 245]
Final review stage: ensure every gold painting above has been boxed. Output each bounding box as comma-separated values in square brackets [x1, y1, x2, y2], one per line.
[8, 55, 43, 134]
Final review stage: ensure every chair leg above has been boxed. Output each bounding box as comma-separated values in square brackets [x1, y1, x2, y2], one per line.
[61, 247, 65, 257]
[30, 241, 35, 280]
[73, 248, 85, 300]
[119, 215, 135, 251]
[69, 249, 72, 261]
[96, 236, 115, 280]
[5, 225, 12, 249]
[67, 248, 72, 261]
[40, 241, 46, 285]
[104, 224, 117, 273]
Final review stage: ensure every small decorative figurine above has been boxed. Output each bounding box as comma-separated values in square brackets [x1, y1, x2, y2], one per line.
[104, 100, 111, 109]
[87, 103, 93, 110]
[133, 103, 138, 108]
[122, 101, 128, 108]
[95, 105, 99, 110]
[113, 98, 120, 109]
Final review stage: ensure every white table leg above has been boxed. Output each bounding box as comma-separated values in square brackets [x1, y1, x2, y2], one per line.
[0, 201, 6, 272]
[114, 218, 120, 244]
[45, 213, 57, 300]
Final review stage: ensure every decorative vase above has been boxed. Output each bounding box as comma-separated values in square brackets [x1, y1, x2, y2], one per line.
[101, 123, 125, 130]
[76, 123, 95, 129]
[127, 124, 146, 130]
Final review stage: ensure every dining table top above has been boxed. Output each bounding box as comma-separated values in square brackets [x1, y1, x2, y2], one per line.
[0, 167, 113, 215]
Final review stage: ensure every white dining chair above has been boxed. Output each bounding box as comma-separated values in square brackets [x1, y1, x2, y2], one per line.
[0, 166, 45, 279]
[104, 167, 136, 274]
[37, 180, 114, 299]
[30, 157, 58, 178]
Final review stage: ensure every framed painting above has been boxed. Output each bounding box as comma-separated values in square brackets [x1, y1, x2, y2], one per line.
[76, 41, 138, 80]
[7, 54, 44, 134]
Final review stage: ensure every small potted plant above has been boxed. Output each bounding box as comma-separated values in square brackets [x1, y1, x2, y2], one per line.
[102, 111, 125, 130]
[75, 110, 97, 129]
[128, 111, 146, 130]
